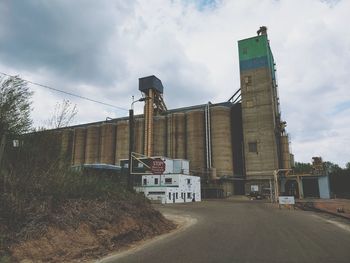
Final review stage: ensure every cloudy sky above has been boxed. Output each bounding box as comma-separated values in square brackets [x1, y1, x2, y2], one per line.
[0, 0, 349, 166]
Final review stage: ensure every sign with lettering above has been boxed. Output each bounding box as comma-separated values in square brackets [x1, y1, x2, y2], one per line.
[151, 158, 165, 175]
[278, 196, 295, 205]
[251, 185, 259, 192]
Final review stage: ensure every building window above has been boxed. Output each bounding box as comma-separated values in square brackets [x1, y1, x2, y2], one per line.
[246, 100, 254, 107]
[187, 193, 191, 199]
[143, 178, 147, 185]
[154, 178, 159, 185]
[165, 178, 172, 184]
[244, 76, 252, 85]
[248, 142, 258, 153]
[181, 193, 184, 199]
[187, 179, 191, 184]
[176, 193, 178, 199]
[148, 191, 165, 195]
[169, 192, 171, 200]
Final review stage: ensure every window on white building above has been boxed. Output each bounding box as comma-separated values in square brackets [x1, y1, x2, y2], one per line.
[148, 191, 165, 195]
[154, 178, 159, 185]
[187, 193, 191, 199]
[165, 178, 172, 184]
[143, 178, 147, 185]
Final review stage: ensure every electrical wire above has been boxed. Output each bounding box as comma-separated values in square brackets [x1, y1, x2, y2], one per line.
[0, 71, 128, 111]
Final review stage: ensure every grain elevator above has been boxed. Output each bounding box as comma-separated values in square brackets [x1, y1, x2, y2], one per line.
[59, 27, 292, 197]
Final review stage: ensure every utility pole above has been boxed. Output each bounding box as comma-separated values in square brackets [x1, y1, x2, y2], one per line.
[274, 170, 279, 203]
[0, 124, 7, 194]
[269, 179, 273, 203]
[128, 96, 148, 191]
[128, 107, 134, 191]
[0, 124, 8, 172]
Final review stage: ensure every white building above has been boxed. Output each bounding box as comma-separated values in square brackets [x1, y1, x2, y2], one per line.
[135, 158, 201, 204]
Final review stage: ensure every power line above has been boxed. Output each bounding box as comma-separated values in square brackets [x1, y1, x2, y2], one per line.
[0, 71, 128, 111]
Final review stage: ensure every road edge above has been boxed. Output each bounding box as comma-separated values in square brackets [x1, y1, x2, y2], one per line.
[95, 212, 197, 263]
[296, 202, 350, 221]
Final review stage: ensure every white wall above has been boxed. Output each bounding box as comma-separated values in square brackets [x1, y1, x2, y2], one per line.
[138, 174, 201, 204]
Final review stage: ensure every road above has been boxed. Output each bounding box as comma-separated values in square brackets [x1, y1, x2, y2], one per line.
[102, 199, 350, 263]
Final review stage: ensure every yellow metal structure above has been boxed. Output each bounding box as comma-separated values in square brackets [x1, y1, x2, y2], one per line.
[142, 86, 167, 157]
[144, 89, 154, 157]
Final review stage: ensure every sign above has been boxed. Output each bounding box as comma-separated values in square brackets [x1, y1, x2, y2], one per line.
[151, 158, 165, 175]
[278, 196, 295, 205]
[251, 185, 259, 192]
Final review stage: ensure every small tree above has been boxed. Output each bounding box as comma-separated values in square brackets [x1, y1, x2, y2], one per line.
[293, 162, 312, 174]
[346, 162, 350, 170]
[46, 99, 77, 129]
[0, 76, 32, 167]
[323, 161, 342, 175]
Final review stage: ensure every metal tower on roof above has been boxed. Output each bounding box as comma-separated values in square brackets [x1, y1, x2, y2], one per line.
[139, 75, 167, 157]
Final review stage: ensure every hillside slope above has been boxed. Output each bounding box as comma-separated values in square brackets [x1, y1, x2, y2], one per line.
[1, 197, 175, 262]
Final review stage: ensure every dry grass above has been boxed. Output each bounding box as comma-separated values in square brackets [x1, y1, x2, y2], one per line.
[0, 132, 175, 262]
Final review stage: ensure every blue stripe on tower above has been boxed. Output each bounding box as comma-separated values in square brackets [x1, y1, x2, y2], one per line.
[239, 56, 268, 72]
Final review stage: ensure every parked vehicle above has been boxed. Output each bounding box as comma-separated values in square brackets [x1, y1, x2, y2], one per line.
[249, 191, 263, 200]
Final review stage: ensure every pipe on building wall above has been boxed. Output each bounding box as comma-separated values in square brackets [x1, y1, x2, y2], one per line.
[205, 104, 209, 169]
[71, 128, 76, 165]
[208, 103, 212, 168]
[205, 102, 212, 169]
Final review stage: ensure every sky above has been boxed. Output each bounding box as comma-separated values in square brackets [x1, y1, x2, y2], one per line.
[0, 0, 349, 166]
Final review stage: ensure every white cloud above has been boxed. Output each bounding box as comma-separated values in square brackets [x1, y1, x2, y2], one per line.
[0, 0, 349, 166]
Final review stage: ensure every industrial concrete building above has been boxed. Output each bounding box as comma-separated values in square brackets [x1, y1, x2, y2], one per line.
[59, 27, 293, 197]
[238, 26, 292, 194]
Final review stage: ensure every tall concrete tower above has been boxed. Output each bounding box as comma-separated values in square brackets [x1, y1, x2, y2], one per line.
[238, 27, 289, 193]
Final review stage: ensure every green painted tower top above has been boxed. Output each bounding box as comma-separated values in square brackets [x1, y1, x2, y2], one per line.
[238, 26, 276, 79]
[238, 34, 269, 61]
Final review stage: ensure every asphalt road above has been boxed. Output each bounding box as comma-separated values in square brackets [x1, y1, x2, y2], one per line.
[103, 199, 350, 263]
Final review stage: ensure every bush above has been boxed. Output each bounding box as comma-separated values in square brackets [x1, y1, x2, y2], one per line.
[0, 130, 139, 256]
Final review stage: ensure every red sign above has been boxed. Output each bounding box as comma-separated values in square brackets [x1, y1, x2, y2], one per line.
[151, 158, 166, 175]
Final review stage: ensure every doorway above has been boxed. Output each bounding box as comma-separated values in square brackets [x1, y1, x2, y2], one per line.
[285, 180, 299, 198]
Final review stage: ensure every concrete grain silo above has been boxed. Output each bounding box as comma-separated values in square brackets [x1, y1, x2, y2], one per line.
[281, 135, 291, 169]
[72, 127, 86, 165]
[115, 120, 129, 165]
[186, 109, 206, 173]
[210, 106, 234, 177]
[60, 129, 73, 162]
[167, 112, 186, 159]
[153, 115, 167, 156]
[85, 125, 101, 164]
[100, 123, 116, 164]
[134, 118, 144, 155]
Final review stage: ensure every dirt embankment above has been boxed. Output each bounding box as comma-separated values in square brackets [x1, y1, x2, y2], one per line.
[296, 199, 350, 220]
[1, 198, 175, 262]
